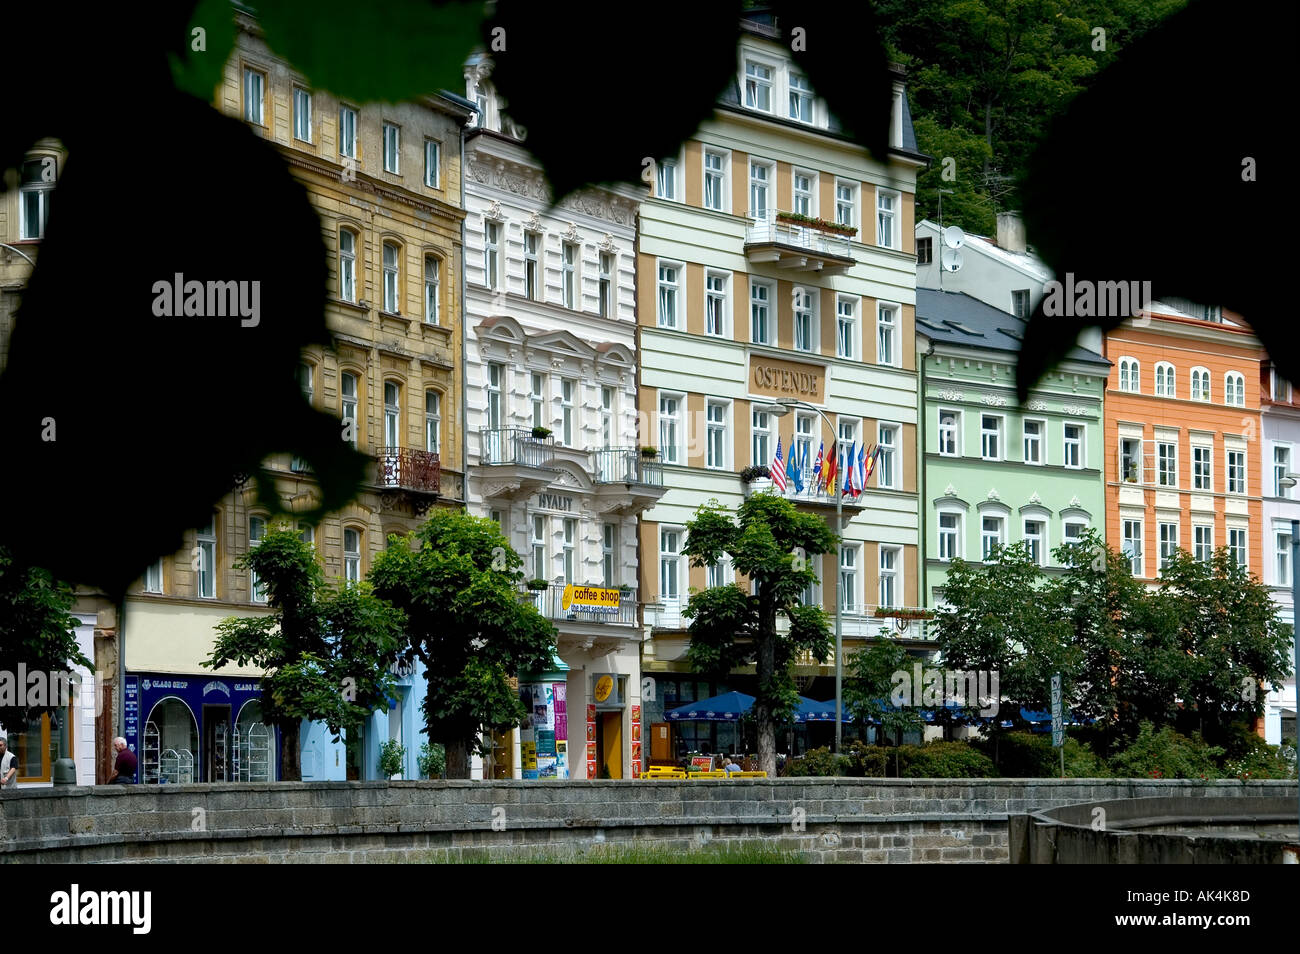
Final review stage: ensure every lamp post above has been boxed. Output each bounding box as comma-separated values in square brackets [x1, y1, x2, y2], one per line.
[765, 397, 845, 753]
[1279, 474, 1299, 834]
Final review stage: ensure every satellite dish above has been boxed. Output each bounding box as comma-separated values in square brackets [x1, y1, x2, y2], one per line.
[942, 226, 965, 249]
[941, 247, 964, 272]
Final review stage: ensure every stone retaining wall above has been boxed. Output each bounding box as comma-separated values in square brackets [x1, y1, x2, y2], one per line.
[1, 779, 1291, 863]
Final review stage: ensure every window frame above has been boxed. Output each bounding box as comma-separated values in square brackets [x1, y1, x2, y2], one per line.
[17, 156, 56, 241]
[788, 70, 814, 124]
[338, 104, 358, 159]
[657, 260, 682, 329]
[1228, 527, 1248, 568]
[1227, 448, 1247, 495]
[706, 400, 730, 471]
[878, 545, 900, 608]
[196, 515, 218, 599]
[242, 67, 266, 126]
[1156, 439, 1178, 488]
[834, 179, 857, 231]
[838, 544, 859, 614]
[1224, 371, 1245, 407]
[1118, 356, 1140, 393]
[743, 57, 775, 113]
[381, 240, 401, 314]
[1023, 519, 1046, 567]
[981, 514, 1005, 561]
[483, 220, 501, 291]
[750, 279, 773, 345]
[249, 515, 269, 603]
[1122, 518, 1144, 577]
[1193, 523, 1214, 563]
[876, 422, 899, 489]
[1158, 521, 1179, 574]
[1190, 366, 1211, 403]
[980, 413, 1003, 462]
[524, 231, 541, 301]
[560, 378, 576, 447]
[793, 284, 816, 353]
[1274, 444, 1293, 498]
[658, 391, 684, 464]
[938, 408, 961, 457]
[425, 390, 442, 454]
[562, 241, 579, 309]
[876, 188, 899, 249]
[424, 139, 441, 189]
[835, 295, 857, 359]
[340, 370, 360, 447]
[876, 301, 899, 367]
[1063, 422, 1084, 469]
[748, 158, 774, 220]
[752, 405, 772, 468]
[1023, 418, 1044, 465]
[382, 122, 401, 174]
[703, 148, 730, 212]
[792, 168, 817, 218]
[1155, 361, 1175, 397]
[292, 86, 313, 143]
[423, 255, 441, 325]
[338, 228, 357, 303]
[599, 251, 614, 317]
[705, 270, 729, 338]
[659, 526, 683, 602]
[937, 510, 962, 562]
[1193, 443, 1212, 490]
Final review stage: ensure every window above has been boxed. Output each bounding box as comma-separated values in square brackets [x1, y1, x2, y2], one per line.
[600, 386, 615, 446]
[196, 516, 216, 599]
[1024, 520, 1045, 566]
[1120, 437, 1141, 482]
[939, 409, 960, 456]
[707, 401, 727, 469]
[744, 60, 772, 111]
[338, 229, 356, 302]
[1118, 357, 1139, 393]
[1275, 446, 1292, 497]
[382, 122, 400, 174]
[1011, 289, 1031, 319]
[1277, 530, 1291, 585]
[660, 528, 682, 601]
[1122, 519, 1143, 576]
[1227, 450, 1246, 494]
[1155, 362, 1175, 397]
[340, 372, 358, 447]
[293, 87, 312, 142]
[1023, 420, 1043, 465]
[839, 546, 858, 614]
[795, 413, 814, 480]
[981, 516, 1004, 560]
[338, 105, 357, 159]
[531, 516, 547, 581]
[298, 362, 314, 406]
[835, 181, 856, 229]
[938, 512, 961, 561]
[424, 139, 440, 188]
[249, 516, 268, 603]
[876, 424, 898, 489]
[793, 171, 814, 217]
[602, 524, 617, 587]
[144, 558, 163, 594]
[1190, 367, 1210, 402]
[530, 372, 547, 429]
[562, 519, 576, 582]
[423, 256, 440, 324]
[560, 379, 575, 446]
[486, 363, 503, 430]
[1228, 528, 1247, 568]
[1272, 370, 1292, 403]
[1158, 522, 1178, 572]
[18, 157, 55, 240]
[1063, 521, 1086, 547]
[752, 407, 771, 467]
[382, 242, 400, 313]
[705, 272, 727, 337]
[657, 263, 680, 329]
[425, 391, 441, 454]
[599, 253, 613, 317]
[520, 232, 540, 301]
[917, 237, 932, 265]
[839, 419, 858, 450]
[659, 394, 681, 464]
[704, 151, 726, 211]
[751, 281, 772, 345]
[876, 190, 897, 248]
[878, 546, 899, 607]
[836, 298, 856, 359]
[1225, 372, 1245, 407]
[749, 160, 771, 219]
[789, 71, 814, 122]
[484, 221, 501, 290]
[243, 68, 265, 125]
[1193, 445, 1212, 490]
[708, 556, 732, 589]
[1157, 441, 1177, 487]
[981, 415, 1002, 461]
[562, 242, 578, 309]
[876, 303, 897, 366]
[1194, 524, 1213, 562]
[1063, 424, 1083, 468]
[383, 382, 400, 448]
[656, 158, 677, 200]
[793, 286, 813, 352]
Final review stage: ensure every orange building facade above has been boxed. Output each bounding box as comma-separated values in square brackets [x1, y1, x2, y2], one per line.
[1103, 310, 1265, 583]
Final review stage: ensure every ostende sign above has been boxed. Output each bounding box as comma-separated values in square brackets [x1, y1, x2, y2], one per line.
[749, 355, 823, 401]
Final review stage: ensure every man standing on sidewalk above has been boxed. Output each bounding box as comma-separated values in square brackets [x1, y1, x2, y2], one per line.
[107, 737, 137, 783]
[0, 737, 18, 790]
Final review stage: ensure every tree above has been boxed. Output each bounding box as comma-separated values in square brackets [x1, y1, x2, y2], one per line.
[369, 510, 556, 779]
[843, 639, 925, 776]
[204, 527, 406, 780]
[0, 545, 92, 733]
[681, 494, 838, 778]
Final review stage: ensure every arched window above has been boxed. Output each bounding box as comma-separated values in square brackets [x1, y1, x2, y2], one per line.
[1118, 357, 1139, 392]
[424, 255, 441, 324]
[1224, 371, 1245, 407]
[1155, 361, 1175, 397]
[382, 241, 401, 313]
[384, 381, 401, 447]
[1190, 367, 1210, 402]
[343, 527, 363, 583]
[338, 228, 357, 302]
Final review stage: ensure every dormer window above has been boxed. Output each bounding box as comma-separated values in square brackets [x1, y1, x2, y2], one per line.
[744, 60, 773, 112]
[788, 72, 813, 123]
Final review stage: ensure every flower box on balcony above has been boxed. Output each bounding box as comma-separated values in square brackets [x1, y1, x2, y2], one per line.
[526, 579, 549, 592]
[872, 607, 935, 621]
[640, 446, 658, 459]
[774, 211, 858, 238]
[531, 426, 553, 439]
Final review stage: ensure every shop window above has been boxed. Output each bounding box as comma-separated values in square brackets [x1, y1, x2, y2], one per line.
[143, 697, 198, 785]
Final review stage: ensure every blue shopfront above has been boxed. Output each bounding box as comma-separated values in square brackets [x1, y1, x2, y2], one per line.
[123, 673, 278, 783]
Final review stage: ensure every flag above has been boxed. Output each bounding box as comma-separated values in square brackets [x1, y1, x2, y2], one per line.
[801, 441, 811, 493]
[864, 443, 883, 485]
[854, 443, 867, 498]
[791, 439, 805, 493]
[824, 440, 837, 494]
[841, 441, 856, 497]
[812, 441, 824, 490]
[772, 437, 788, 492]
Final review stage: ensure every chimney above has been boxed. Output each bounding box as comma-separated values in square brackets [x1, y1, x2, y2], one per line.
[996, 211, 1026, 253]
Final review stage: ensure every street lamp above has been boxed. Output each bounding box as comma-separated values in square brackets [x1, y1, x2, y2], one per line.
[764, 397, 845, 754]
[1280, 474, 1300, 836]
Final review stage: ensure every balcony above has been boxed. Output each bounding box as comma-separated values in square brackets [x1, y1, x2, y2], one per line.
[373, 447, 440, 515]
[591, 447, 667, 515]
[744, 211, 855, 275]
[479, 427, 558, 500]
[523, 582, 638, 627]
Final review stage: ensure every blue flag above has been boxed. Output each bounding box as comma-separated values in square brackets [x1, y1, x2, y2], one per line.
[791, 438, 805, 492]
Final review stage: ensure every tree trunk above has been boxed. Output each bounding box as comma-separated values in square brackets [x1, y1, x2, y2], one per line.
[279, 721, 301, 781]
[445, 738, 472, 779]
[757, 625, 778, 778]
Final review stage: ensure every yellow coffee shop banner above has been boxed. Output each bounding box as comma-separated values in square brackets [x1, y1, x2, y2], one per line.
[561, 584, 620, 616]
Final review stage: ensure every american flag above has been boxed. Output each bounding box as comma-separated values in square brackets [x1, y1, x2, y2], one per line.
[772, 437, 787, 492]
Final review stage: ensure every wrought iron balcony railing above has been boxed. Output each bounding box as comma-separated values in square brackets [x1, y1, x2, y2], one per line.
[375, 447, 440, 494]
[592, 447, 664, 486]
[481, 427, 556, 469]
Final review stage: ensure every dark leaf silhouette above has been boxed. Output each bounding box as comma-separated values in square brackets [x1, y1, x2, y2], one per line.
[169, 0, 239, 100]
[1015, 0, 1284, 400]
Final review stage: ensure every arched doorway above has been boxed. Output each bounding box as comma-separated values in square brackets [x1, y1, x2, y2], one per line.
[234, 700, 275, 782]
[143, 697, 197, 784]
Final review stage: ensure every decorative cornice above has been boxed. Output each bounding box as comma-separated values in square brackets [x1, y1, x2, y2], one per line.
[980, 393, 1008, 407]
[598, 233, 618, 253]
[987, 488, 1000, 501]
[484, 199, 506, 222]
[1025, 399, 1049, 411]
[936, 389, 964, 402]
[561, 221, 582, 244]
[523, 210, 544, 232]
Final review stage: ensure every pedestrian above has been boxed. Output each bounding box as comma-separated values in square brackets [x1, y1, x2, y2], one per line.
[721, 756, 742, 775]
[0, 738, 17, 790]
[108, 737, 137, 784]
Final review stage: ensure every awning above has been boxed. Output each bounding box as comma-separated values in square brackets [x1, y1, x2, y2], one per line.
[665, 691, 755, 721]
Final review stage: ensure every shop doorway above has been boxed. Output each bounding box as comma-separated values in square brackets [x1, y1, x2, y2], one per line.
[203, 704, 231, 782]
[596, 711, 622, 778]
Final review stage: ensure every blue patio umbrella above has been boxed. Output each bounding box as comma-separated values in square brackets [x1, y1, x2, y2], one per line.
[794, 697, 850, 723]
[665, 691, 755, 722]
